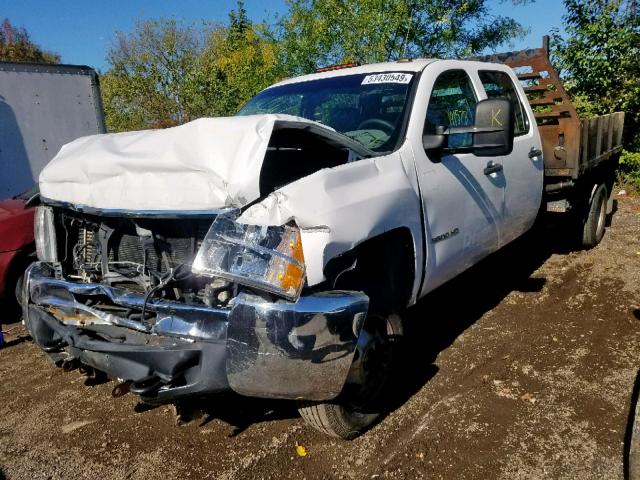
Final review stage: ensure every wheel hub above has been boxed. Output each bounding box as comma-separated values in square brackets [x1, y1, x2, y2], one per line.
[344, 315, 394, 410]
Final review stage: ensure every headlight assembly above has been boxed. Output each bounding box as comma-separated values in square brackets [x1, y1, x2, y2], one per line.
[192, 214, 306, 301]
[34, 206, 58, 262]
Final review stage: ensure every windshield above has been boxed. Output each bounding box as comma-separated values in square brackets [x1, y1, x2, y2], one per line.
[237, 72, 416, 153]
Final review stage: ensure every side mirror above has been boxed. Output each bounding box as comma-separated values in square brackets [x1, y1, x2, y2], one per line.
[473, 98, 514, 156]
[422, 129, 445, 151]
[422, 98, 514, 157]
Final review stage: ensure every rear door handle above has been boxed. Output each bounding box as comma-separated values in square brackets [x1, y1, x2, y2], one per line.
[529, 148, 543, 159]
[484, 161, 503, 175]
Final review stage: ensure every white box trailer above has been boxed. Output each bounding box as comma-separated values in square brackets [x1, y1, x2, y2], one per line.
[0, 62, 105, 199]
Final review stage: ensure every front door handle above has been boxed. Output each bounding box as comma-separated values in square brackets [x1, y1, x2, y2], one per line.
[529, 148, 543, 159]
[484, 161, 503, 175]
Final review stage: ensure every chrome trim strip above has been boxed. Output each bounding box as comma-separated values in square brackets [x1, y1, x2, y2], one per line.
[41, 197, 231, 218]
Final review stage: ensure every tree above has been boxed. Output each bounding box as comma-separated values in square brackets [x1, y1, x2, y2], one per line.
[552, 0, 640, 147]
[101, 4, 283, 131]
[278, 0, 531, 75]
[0, 18, 59, 63]
[199, 2, 285, 116]
[101, 18, 210, 131]
[551, 0, 640, 189]
[101, 0, 534, 131]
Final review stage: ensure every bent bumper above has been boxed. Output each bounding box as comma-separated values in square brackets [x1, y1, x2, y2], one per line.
[23, 263, 368, 402]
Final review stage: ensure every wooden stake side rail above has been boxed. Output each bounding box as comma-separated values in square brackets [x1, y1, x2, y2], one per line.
[580, 112, 625, 176]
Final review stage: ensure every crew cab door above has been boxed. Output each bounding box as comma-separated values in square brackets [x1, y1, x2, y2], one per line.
[409, 65, 506, 295]
[475, 68, 544, 244]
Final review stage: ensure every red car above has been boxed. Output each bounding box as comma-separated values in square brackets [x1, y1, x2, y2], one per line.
[0, 187, 38, 308]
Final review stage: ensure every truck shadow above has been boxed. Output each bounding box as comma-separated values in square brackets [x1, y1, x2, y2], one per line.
[383, 219, 572, 415]
[153, 218, 591, 435]
[137, 394, 298, 437]
[0, 302, 30, 349]
[162, 219, 581, 435]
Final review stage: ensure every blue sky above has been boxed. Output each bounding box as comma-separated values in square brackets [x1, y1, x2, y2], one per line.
[0, 0, 564, 72]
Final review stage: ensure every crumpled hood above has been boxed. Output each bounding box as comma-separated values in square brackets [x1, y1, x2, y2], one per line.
[39, 114, 329, 212]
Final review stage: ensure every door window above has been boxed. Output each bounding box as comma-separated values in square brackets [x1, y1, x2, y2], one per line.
[478, 70, 530, 136]
[424, 70, 477, 150]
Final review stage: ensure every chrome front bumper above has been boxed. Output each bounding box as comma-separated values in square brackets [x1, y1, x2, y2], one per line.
[23, 262, 369, 402]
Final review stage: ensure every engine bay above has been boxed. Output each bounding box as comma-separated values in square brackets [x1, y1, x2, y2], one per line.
[52, 209, 234, 316]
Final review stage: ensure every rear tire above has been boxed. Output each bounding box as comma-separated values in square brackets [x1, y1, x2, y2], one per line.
[581, 183, 608, 249]
[297, 312, 402, 439]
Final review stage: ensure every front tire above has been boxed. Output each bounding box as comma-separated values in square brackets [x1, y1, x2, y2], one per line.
[297, 400, 377, 440]
[298, 312, 402, 439]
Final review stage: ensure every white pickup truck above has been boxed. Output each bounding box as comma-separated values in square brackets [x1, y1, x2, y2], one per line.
[23, 40, 624, 439]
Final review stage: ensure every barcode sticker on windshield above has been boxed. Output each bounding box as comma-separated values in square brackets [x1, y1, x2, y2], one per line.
[361, 73, 413, 85]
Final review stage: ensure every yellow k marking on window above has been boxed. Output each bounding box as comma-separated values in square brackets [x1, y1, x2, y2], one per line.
[491, 108, 503, 127]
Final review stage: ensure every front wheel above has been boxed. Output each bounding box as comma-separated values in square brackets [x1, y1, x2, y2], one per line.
[298, 312, 403, 439]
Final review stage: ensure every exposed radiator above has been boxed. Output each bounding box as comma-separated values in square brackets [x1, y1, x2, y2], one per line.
[66, 215, 213, 276]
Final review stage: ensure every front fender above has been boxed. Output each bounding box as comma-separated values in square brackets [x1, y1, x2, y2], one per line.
[238, 151, 423, 304]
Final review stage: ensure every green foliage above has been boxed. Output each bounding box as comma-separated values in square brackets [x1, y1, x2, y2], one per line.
[278, 0, 529, 75]
[101, 19, 208, 131]
[552, 0, 640, 189]
[199, 4, 286, 117]
[552, 0, 640, 140]
[619, 150, 640, 191]
[102, 4, 283, 132]
[0, 18, 59, 63]
[102, 0, 533, 130]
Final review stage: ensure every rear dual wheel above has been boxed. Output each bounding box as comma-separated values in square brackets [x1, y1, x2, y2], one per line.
[298, 312, 403, 439]
[581, 183, 608, 249]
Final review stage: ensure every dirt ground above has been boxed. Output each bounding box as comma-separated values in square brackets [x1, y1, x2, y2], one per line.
[1, 196, 639, 480]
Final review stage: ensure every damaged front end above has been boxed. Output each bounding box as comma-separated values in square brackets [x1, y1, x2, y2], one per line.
[24, 206, 369, 403]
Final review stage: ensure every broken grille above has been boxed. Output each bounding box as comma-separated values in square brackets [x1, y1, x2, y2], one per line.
[58, 210, 214, 278]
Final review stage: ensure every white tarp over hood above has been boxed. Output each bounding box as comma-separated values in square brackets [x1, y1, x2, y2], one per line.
[39, 114, 330, 212]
